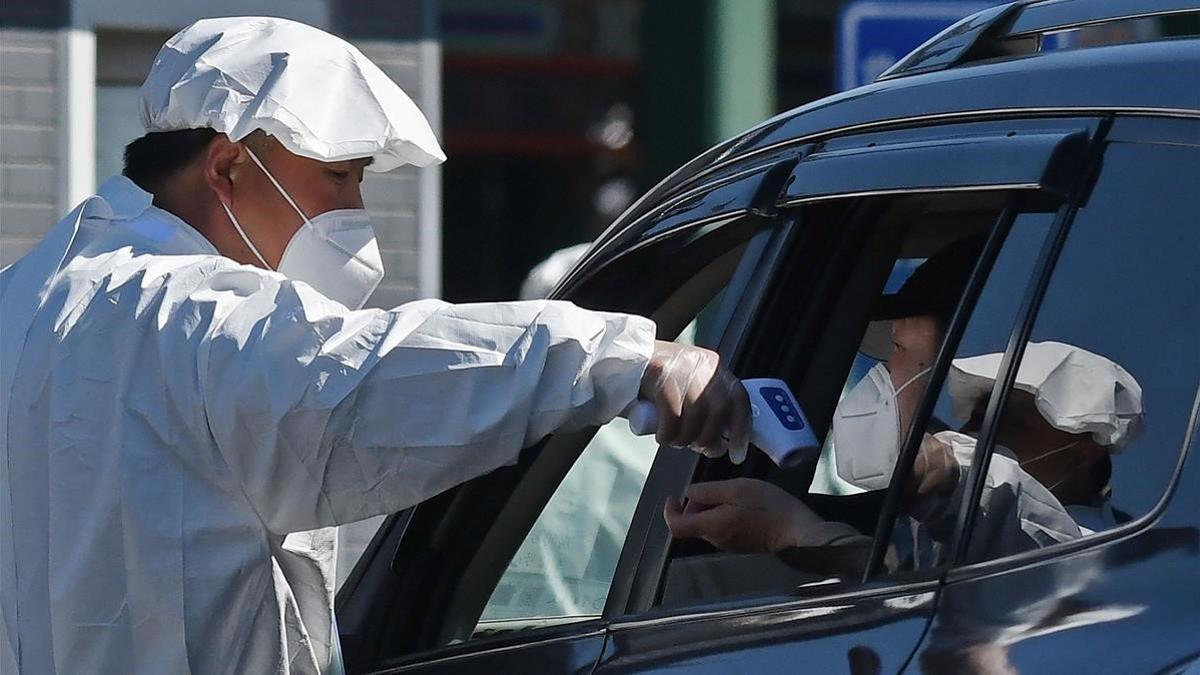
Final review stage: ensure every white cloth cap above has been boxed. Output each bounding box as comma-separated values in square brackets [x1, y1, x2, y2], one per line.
[948, 341, 1144, 451]
[139, 17, 446, 171]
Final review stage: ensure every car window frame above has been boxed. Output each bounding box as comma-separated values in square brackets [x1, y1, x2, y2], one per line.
[608, 115, 1112, 626]
[468, 225, 777, 633]
[602, 211, 802, 619]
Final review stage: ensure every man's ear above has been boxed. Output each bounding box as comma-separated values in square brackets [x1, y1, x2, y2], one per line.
[203, 135, 245, 206]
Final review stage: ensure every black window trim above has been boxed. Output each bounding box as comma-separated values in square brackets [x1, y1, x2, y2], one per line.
[638, 148, 812, 227]
[605, 575, 941, 635]
[560, 158, 799, 297]
[778, 130, 1091, 207]
[604, 213, 801, 619]
[363, 626, 610, 675]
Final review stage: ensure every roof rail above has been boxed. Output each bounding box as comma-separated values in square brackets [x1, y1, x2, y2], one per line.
[1006, 0, 1200, 38]
[877, 0, 1200, 82]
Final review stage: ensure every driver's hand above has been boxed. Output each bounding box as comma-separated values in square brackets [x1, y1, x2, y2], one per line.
[663, 478, 828, 553]
[640, 340, 750, 462]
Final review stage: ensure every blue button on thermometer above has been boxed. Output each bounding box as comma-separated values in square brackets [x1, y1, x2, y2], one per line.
[624, 378, 820, 467]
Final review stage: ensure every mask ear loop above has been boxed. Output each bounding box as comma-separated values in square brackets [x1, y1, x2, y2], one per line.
[894, 366, 933, 397]
[244, 146, 313, 225]
[1019, 440, 1080, 469]
[1043, 451, 1087, 494]
[891, 365, 932, 449]
[221, 201, 273, 271]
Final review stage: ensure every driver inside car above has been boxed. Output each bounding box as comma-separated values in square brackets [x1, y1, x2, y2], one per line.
[664, 234, 1144, 575]
[664, 236, 983, 560]
[666, 341, 1143, 574]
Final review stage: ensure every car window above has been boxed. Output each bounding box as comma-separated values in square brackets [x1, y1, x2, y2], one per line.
[957, 141, 1200, 566]
[657, 190, 1032, 606]
[475, 321, 699, 631]
[476, 422, 657, 628]
[467, 226, 760, 637]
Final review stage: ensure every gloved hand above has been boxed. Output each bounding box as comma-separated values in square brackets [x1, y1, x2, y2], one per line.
[640, 340, 751, 462]
[912, 433, 959, 497]
[663, 478, 848, 553]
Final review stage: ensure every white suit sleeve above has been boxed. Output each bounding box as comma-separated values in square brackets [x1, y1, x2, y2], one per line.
[194, 272, 656, 533]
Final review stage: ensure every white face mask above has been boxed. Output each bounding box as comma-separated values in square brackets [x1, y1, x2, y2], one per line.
[830, 362, 931, 491]
[219, 147, 386, 310]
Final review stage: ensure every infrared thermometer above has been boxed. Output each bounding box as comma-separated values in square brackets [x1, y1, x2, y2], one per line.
[623, 378, 821, 468]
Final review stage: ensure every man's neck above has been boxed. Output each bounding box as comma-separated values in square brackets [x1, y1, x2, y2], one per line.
[152, 174, 239, 262]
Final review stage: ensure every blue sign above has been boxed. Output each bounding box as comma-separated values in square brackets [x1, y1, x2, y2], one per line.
[836, 1, 1004, 91]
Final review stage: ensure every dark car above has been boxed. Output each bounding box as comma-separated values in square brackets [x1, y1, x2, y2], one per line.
[336, 2, 1200, 673]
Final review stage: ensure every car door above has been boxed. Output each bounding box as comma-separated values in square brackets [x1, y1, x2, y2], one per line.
[591, 115, 1111, 674]
[909, 116, 1200, 674]
[334, 160, 798, 674]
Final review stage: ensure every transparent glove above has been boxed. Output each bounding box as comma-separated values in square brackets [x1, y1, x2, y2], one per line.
[639, 340, 751, 463]
[912, 433, 960, 497]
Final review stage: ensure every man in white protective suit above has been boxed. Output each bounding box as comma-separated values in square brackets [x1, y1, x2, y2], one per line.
[0, 17, 750, 675]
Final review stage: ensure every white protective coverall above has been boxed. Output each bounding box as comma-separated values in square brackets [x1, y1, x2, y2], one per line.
[0, 176, 655, 674]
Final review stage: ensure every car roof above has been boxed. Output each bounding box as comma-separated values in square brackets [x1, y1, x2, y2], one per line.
[724, 38, 1200, 168]
[564, 1, 1200, 293]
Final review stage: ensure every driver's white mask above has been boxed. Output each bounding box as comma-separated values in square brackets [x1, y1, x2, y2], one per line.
[220, 146, 385, 309]
[830, 362, 931, 491]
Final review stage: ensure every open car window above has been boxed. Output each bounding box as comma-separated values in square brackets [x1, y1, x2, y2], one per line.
[467, 220, 768, 639]
[655, 189, 1034, 607]
[416, 224, 762, 643]
[474, 315, 704, 635]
